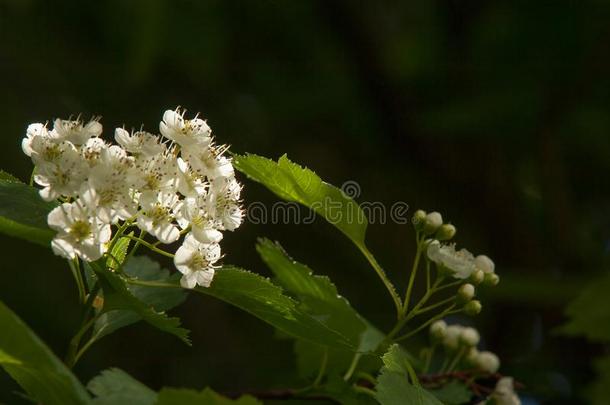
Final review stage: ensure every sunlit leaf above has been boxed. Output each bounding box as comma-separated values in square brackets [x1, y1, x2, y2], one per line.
[0, 300, 91, 404]
[429, 380, 471, 405]
[233, 153, 367, 246]
[0, 178, 56, 246]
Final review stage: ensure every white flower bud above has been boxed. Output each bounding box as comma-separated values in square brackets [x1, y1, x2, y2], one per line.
[443, 325, 463, 351]
[465, 347, 479, 365]
[491, 377, 520, 405]
[464, 300, 482, 316]
[475, 255, 495, 274]
[458, 283, 475, 302]
[412, 209, 427, 231]
[459, 327, 480, 346]
[423, 212, 443, 235]
[429, 320, 447, 342]
[436, 223, 456, 241]
[476, 351, 500, 373]
[470, 269, 484, 285]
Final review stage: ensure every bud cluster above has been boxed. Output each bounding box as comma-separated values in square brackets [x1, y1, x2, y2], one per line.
[22, 108, 244, 289]
[429, 320, 500, 374]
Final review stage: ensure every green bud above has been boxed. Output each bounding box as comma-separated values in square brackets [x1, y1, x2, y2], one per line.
[457, 283, 475, 303]
[470, 269, 484, 285]
[412, 209, 427, 231]
[423, 212, 443, 235]
[464, 300, 482, 316]
[436, 223, 456, 241]
[484, 273, 500, 286]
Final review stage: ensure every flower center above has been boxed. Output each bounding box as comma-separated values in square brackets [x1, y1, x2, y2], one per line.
[69, 220, 91, 241]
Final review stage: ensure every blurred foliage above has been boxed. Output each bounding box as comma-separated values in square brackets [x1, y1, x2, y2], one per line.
[1, 0, 609, 404]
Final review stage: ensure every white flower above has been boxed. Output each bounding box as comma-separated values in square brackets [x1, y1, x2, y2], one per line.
[50, 118, 102, 145]
[22, 123, 50, 157]
[159, 108, 212, 147]
[176, 157, 208, 197]
[34, 146, 88, 201]
[209, 177, 243, 231]
[137, 192, 183, 244]
[427, 241, 476, 279]
[47, 201, 111, 261]
[80, 137, 108, 168]
[179, 197, 223, 243]
[182, 144, 234, 180]
[129, 147, 179, 194]
[174, 234, 221, 288]
[114, 128, 166, 156]
[475, 255, 495, 274]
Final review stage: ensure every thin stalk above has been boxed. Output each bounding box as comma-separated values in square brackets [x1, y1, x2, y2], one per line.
[446, 347, 466, 373]
[394, 305, 458, 343]
[123, 235, 175, 258]
[352, 385, 376, 398]
[312, 348, 329, 388]
[423, 344, 436, 374]
[356, 244, 402, 318]
[64, 317, 96, 368]
[343, 353, 362, 381]
[69, 259, 86, 303]
[416, 296, 456, 316]
[125, 229, 146, 263]
[403, 232, 424, 315]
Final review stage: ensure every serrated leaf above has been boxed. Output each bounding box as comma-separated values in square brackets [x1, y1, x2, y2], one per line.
[559, 272, 610, 341]
[429, 381, 471, 405]
[199, 266, 356, 350]
[155, 387, 262, 405]
[91, 256, 187, 343]
[0, 300, 91, 404]
[88, 368, 156, 405]
[0, 178, 56, 246]
[92, 263, 190, 345]
[233, 153, 367, 246]
[375, 345, 442, 405]
[0, 170, 23, 183]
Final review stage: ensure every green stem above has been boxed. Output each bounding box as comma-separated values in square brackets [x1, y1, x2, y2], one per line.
[423, 345, 436, 374]
[64, 316, 96, 368]
[123, 235, 175, 258]
[394, 305, 458, 343]
[446, 347, 466, 373]
[416, 296, 456, 315]
[403, 233, 424, 315]
[69, 259, 86, 303]
[313, 348, 329, 388]
[356, 372, 377, 385]
[352, 385, 377, 398]
[356, 244, 402, 317]
[125, 229, 146, 263]
[343, 353, 362, 381]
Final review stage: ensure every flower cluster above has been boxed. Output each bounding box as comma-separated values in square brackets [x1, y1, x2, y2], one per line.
[430, 321, 500, 374]
[22, 108, 243, 288]
[413, 209, 500, 285]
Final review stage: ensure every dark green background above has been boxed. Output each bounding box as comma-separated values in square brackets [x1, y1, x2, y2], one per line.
[1, 1, 609, 404]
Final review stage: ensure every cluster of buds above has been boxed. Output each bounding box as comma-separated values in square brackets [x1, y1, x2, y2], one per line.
[22, 108, 243, 289]
[430, 321, 500, 374]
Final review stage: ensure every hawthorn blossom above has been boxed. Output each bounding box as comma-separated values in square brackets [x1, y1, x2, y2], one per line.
[427, 241, 476, 279]
[159, 108, 211, 147]
[115, 128, 165, 156]
[174, 234, 221, 288]
[50, 118, 102, 145]
[47, 201, 111, 261]
[137, 192, 183, 244]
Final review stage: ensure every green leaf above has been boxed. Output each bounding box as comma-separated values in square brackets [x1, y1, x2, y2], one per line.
[91, 256, 187, 343]
[257, 238, 375, 349]
[0, 170, 23, 183]
[375, 345, 442, 405]
[0, 300, 91, 404]
[106, 235, 131, 271]
[198, 266, 357, 350]
[233, 154, 367, 246]
[429, 381, 472, 405]
[92, 262, 190, 345]
[559, 272, 610, 341]
[0, 178, 56, 246]
[155, 387, 262, 405]
[317, 374, 379, 405]
[88, 368, 156, 405]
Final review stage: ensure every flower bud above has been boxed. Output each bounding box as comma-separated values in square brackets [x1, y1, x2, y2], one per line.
[465, 347, 480, 365]
[470, 269, 484, 285]
[457, 283, 475, 303]
[476, 351, 500, 373]
[464, 300, 482, 316]
[412, 209, 427, 231]
[475, 255, 495, 274]
[436, 224, 456, 241]
[484, 273, 500, 286]
[423, 212, 443, 235]
[443, 325, 463, 351]
[429, 320, 447, 342]
[459, 327, 480, 346]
